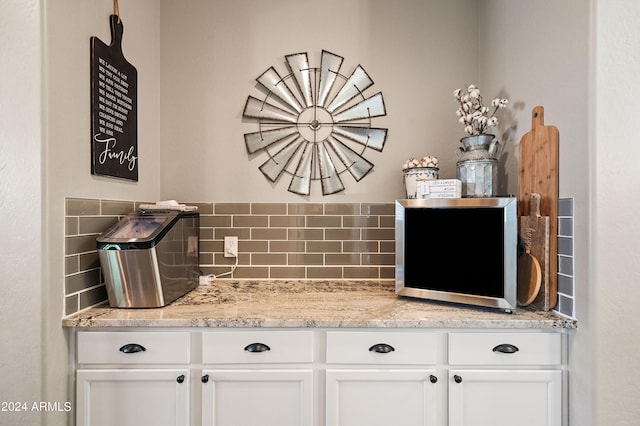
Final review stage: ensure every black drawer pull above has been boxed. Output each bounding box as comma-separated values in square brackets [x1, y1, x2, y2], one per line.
[119, 343, 146, 354]
[176, 375, 185, 383]
[454, 374, 462, 383]
[492, 343, 519, 354]
[369, 343, 395, 354]
[244, 343, 271, 353]
[201, 374, 209, 383]
[429, 375, 438, 384]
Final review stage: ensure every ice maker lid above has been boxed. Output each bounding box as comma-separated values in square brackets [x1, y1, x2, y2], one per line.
[97, 211, 182, 248]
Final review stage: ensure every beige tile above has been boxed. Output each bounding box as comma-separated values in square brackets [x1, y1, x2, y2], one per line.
[325, 203, 360, 215]
[344, 266, 380, 279]
[361, 253, 395, 266]
[287, 203, 323, 215]
[344, 241, 379, 253]
[214, 253, 248, 265]
[199, 228, 214, 240]
[344, 215, 378, 228]
[253, 228, 287, 240]
[186, 202, 213, 214]
[288, 253, 323, 265]
[66, 235, 99, 256]
[379, 215, 395, 228]
[215, 228, 251, 239]
[201, 215, 232, 228]
[361, 203, 395, 215]
[270, 240, 306, 253]
[307, 215, 342, 227]
[270, 215, 306, 227]
[380, 266, 396, 279]
[199, 252, 214, 265]
[80, 252, 101, 270]
[79, 216, 118, 235]
[251, 253, 287, 265]
[325, 253, 361, 265]
[307, 266, 342, 279]
[101, 200, 136, 215]
[65, 217, 79, 236]
[241, 240, 269, 253]
[288, 228, 323, 240]
[270, 267, 306, 279]
[79, 286, 108, 310]
[233, 215, 268, 227]
[65, 256, 79, 275]
[232, 266, 269, 279]
[65, 295, 79, 316]
[307, 241, 341, 253]
[325, 228, 360, 240]
[66, 198, 101, 216]
[199, 240, 222, 254]
[361, 228, 395, 241]
[251, 203, 287, 215]
[380, 241, 396, 253]
[215, 203, 251, 214]
[65, 269, 101, 293]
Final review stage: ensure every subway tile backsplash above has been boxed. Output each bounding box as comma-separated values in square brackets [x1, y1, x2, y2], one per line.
[64, 197, 578, 318]
[554, 198, 576, 319]
[64, 198, 396, 315]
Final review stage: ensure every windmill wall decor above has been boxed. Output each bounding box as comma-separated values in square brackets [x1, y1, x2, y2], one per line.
[242, 50, 388, 195]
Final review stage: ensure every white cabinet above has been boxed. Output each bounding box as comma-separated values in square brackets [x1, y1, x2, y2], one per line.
[75, 331, 191, 426]
[448, 332, 563, 426]
[73, 329, 566, 426]
[76, 369, 190, 426]
[325, 331, 443, 426]
[201, 330, 314, 426]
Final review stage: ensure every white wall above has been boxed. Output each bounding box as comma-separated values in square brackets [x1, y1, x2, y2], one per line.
[0, 1, 43, 424]
[159, 0, 479, 202]
[594, 1, 640, 423]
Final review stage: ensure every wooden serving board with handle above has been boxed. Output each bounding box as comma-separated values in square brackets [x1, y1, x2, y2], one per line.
[518, 107, 558, 310]
[518, 193, 550, 308]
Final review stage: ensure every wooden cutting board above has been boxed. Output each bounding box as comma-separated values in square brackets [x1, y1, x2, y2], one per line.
[518, 107, 558, 310]
[518, 193, 550, 307]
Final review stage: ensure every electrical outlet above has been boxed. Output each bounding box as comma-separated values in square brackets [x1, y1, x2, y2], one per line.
[224, 236, 238, 257]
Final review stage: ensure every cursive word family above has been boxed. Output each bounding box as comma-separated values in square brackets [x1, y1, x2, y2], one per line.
[94, 134, 137, 171]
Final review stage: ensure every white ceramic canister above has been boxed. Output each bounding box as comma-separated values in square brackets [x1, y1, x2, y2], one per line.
[403, 167, 439, 198]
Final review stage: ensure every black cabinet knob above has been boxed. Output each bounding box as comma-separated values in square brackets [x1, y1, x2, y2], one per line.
[244, 343, 271, 353]
[176, 375, 185, 384]
[368, 343, 395, 354]
[454, 375, 462, 384]
[429, 375, 438, 384]
[119, 343, 146, 354]
[492, 343, 519, 354]
[201, 374, 209, 383]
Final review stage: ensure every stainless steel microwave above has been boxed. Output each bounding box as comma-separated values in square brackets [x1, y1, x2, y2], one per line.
[395, 197, 517, 312]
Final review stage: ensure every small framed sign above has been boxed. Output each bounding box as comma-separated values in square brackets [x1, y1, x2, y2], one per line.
[90, 14, 138, 181]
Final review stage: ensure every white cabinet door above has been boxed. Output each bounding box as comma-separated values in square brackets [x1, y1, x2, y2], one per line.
[448, 369, 562, 426]
[201, 369, 314, 426]
[76, 369, 190, 426]
[326, 369, 440, 426]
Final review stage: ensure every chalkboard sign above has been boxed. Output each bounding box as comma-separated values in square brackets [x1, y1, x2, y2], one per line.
[90, 15, 138, 181]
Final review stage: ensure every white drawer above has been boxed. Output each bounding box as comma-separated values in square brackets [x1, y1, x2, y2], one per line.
[326, 331, 441, 365]
[448, 332, 562, 365]
[202, 331, 314, 364]
[77, 331, 191, 364]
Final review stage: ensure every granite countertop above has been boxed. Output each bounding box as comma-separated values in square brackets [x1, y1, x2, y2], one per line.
[62, 280, 577, 329]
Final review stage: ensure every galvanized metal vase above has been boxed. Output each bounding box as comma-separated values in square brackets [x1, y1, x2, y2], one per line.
[456, 134, 500, 197]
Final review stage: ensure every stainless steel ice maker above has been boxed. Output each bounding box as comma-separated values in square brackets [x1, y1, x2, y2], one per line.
[97, 209, 199, 308]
